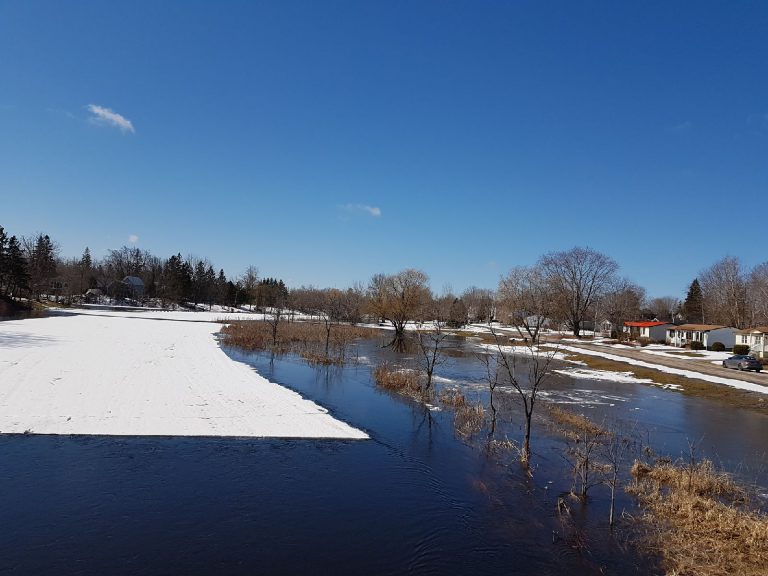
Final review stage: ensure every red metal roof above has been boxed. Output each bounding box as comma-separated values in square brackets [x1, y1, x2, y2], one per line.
[624, 321, 669, 328]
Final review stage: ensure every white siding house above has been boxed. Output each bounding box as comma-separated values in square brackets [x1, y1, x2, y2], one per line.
[735, 327, 768, 359]
[666, 324, 737, 350]
[623, 321, 673, 341]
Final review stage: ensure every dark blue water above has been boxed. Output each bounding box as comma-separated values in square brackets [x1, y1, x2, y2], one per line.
[0, 338, 658, 575]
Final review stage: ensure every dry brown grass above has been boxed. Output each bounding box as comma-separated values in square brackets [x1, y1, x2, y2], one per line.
[627, 458, 768, 575]
[373, 363, 429, 401]
[438, 388, 485, 437]
[221, 320, 379, 363]
[438, 388, 467, 407]
[454, 401, 485, 437]
[299, 351, 345, 366]
[563, 353, 768, 416]
[547, 405, 609, 438]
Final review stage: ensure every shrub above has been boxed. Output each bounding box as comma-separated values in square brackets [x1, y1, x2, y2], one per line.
[637, 337, 651, 347]
[733, 344, 751, 355]
[690, 341, 705, 351]
[710, 341, 725, 352]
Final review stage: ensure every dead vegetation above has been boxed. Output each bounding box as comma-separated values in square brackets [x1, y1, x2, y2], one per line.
[547, 405, 609, 439]
[220, 320, 379, 363]
[438, 388, 485, 437]
[627, 458, 768, 576]
[373, 363, 430, 402]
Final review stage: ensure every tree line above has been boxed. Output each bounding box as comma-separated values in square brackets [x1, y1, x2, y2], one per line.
[2, 224, 766, 330]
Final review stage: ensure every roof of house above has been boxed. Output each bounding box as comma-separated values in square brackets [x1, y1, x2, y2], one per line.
[123, 276, 145, 287]
[736, 326, 768, 335]
[670, 324, 730, 331]
[624, 321, 670, 328]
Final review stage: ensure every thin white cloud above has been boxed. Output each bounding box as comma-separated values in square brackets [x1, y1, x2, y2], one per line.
[128, 234, 139, 244]
[87, 104, 135, 133]
[668, 120, 693, 133]
[340, 204, 382, 217]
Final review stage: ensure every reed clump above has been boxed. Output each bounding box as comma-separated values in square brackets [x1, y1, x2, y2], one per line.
[627, 458, 768, 576]
[373, 363, 428, 401]
[438, 388, 485, 437]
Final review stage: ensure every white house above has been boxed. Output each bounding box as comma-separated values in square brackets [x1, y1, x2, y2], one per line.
[735, 327, 768, 359]
[666, 324, 737, 350]
[623, 321, 674, 342]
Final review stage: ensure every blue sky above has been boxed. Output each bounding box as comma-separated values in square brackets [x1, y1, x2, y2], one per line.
[1, 1, 767, 298]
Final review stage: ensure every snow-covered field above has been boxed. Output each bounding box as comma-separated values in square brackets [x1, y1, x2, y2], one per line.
[0, 309, 367, 438]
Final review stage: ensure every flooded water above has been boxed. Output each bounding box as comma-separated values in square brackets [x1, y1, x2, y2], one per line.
[1, 335, 766, 574]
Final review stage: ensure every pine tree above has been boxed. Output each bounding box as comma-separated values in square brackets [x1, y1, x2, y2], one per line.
[29, 234, 57, 300]
[683, 278, 704, 323]
[0, 226, 8, 296]
[79, 247, 93, 294]
[6, 236, 29, 296]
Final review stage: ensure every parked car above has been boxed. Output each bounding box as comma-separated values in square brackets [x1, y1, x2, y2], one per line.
[722, 355, 762, 372]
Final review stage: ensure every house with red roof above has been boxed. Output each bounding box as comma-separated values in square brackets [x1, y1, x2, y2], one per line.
[623, 321, 674, 342]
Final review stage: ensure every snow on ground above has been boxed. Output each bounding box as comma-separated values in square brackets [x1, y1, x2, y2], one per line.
[475, 342, 572, 361]
[555, 344, 768, 396]
[554, 367, 655, 384]
[640, 348, 731, 361]
[0, 308, 367, 438]
[554, 367, 684, 391]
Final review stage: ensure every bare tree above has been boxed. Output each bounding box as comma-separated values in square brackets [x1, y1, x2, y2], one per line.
[367, 269, 430, 351]
[320, 288, 346, 358]
[700, 256, 748, 328]
[478, 350, 501, 435]
[461, 286, 495, 324]
[539, 247, 619, 337]
[497, 265, 553, 342]
[602, 423, 634, 529]
[239, 265, 260, 309]
[414, 298, 450, 393]
[599, 278, 645, 340]
[747, 262, 768, 326]
[647, 296, 680, 323]
[489, 326, 559, 465]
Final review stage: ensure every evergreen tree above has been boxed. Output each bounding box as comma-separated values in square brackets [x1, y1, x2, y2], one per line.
[683, 278, 704, 323]
[0, 226, 7, 296]
[6, 236, 29, 296]
[29, 234, 57, 300]
[79, 247, 93, 294]
[162, 253, 192, 304]
[216, 269, 228, 305]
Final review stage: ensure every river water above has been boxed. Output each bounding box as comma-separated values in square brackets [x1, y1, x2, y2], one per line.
[1, 335, 766, 574]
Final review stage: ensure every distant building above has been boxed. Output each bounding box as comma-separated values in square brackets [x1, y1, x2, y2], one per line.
[735, 327, 768, 359]
[623, 321, 674, 342]
[84, 288, 103, 303]
[123, 276, 145, 298]
[666, 324, 737, 350]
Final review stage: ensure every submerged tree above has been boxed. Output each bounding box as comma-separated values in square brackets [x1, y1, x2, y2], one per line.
[489, 327, 559, 466]
[414, 300, 450, 393]
[367, 269, 430, 351]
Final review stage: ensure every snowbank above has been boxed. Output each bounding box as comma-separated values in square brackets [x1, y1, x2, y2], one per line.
[0, 309, 367, 439]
